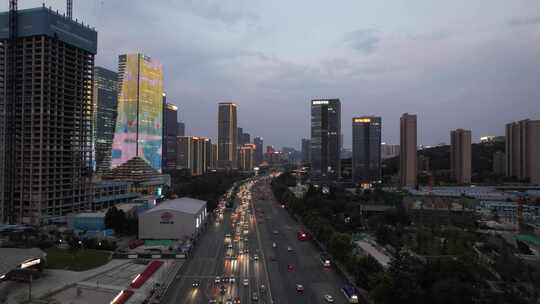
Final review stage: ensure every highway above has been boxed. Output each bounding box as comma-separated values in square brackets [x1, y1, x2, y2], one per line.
[163, 176, 348, 304]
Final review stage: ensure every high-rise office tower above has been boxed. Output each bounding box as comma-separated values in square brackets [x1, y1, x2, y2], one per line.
[93, 66, 118, 174]
[237, 127, 244, 145]
[352, 117, 382, 183]
[239, 144, 256, 171]
[506, 119, 540, 183]
[493, 151, 506, 176]
[254, 137, 264, 165]
[242, 133, 251, 146]
[176, 136, 208, 176]
[400, 113, 417, 187]
[111, 54, 164, 172]
[310, 99, 341, 180]
[381, 143, 400, 159]
[450, 129, 472, 184]
[218, 103, 238, 169]
[0, 7, 97, 223]
[177, 136, 194, 172]
[204, 138, 213, 170]
[162, 94, 178, 171]
[301, 139, 311, 163]
[211, 143, 219, 169]
[177, 122, 185, 137]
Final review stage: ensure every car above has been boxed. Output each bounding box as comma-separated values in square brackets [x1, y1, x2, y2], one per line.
[253, 254, 259, 260]
[225, 299, 233, 304]
[272, 230, 279, 234]
[229, 277, 236, 284]
[233, 297, 241, 304]
[272, 242, 277, 248]
[243, 279, 249, 286]
[296, 284, 304, 293]
[324, 294, 335, 302]
[260, 284, 266, 293]
[287, 246, 293, 252]
[215, 276, 221, 284]
[208, 299, 217, 303]
[192, 280, 200, 288]
[287, 264, 294, 271]
[222, 277, 229, 283]
[252, 292, 259, 301]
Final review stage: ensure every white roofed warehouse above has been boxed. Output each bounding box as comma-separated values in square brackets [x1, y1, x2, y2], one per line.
[138, 197, 207, 240]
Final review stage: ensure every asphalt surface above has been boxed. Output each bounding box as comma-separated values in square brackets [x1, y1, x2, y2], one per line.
[163, 177, 348, 304]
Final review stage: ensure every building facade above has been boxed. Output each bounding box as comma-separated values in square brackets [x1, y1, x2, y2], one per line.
[177, 122, 185, 137]
[218, 103, 238, 169]
[450, 129, 472, 184]
[310, 99, 341, 181]
[254, 137, 264, 165]
[162, 96, 178, 171]
[239, 144, 256, 171]
[352, 117, 382, 183]
[111, 54, 164, 172]
[506, 119, 540, 183]
[301, 138, 311, 163]
[381, 143, 400, 160]
[493, 151, 506, 176]
[0, 7, 97, 223]
[93, 67, 118, 174]
[400, 113, 417, 187]
[177, 136, 209, 176]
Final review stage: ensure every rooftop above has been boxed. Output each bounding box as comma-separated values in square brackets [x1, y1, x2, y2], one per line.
[146, 197, 206, 215]
[0, 6, 98, 54]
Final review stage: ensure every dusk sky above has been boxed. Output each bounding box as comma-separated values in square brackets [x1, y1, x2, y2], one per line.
[7, 0, 540, 149]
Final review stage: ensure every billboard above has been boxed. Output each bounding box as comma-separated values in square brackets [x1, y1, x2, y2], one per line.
[111, 54, 163, 172]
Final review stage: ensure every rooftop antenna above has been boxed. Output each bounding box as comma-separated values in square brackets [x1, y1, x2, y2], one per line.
[67, 0, 73, 19]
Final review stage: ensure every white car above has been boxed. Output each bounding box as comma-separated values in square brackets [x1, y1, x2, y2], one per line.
[253, 254, 259, 260]
[324, 294, 335, 302]
[243, 279, 249, 286]
[287, 246, 293, 252]
[215, 276, 221, 284]
[272, 242, 277, 248]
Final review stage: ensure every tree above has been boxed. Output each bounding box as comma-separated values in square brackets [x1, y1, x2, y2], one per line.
[328, 232, 353, 262]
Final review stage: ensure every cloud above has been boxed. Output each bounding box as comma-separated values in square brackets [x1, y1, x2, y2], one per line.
[508, 15, 540, 27]
[344, 29, 381, 54]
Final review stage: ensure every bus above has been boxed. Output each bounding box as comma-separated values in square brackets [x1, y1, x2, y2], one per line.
[341, 285, 359, 303]
[320, 253, 331, 267]
[297, 230, 311, 241]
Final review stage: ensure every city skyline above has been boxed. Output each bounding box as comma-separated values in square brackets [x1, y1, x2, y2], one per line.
[4, 1, 539, 149]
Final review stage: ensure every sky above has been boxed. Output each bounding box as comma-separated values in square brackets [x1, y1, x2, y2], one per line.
[5, 0, 540, 149]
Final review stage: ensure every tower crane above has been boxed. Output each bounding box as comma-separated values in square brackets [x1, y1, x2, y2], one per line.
[67, 0, 73, 19]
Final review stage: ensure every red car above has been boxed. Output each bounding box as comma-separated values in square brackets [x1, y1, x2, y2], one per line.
[287, 264, 295, 272]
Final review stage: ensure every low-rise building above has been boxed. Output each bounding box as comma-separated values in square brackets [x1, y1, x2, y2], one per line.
[139, 197, 207, 240]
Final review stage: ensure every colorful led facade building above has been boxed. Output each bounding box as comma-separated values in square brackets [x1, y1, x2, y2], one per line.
[352, 117, 382, 184]
[111, 54, 164, 172]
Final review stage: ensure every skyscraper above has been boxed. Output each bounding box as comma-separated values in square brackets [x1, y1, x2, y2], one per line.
[239, 144, 256, 171]
[310, 99, 341, 180]
[162, 94, 178, 171]
[450, 129, 472, 184]
[381, 143, 400, 159]
[301, 139, 311, 163]
[218, 103, 238, 169]
[352, 117, 382, 183]
[177, 122, 185, 137]
[506, 119, 540, 183]
[111, 54, 164, 172]
[400, 113, 417, 187]
[237, 127, 244, 145]
[254, 137, 264, 165]
[493, 151, 506, 176]
[0, 7, 97, 223]
[176, 136, 209, 176]
[242, 133, 251, 145]
[93, 66, 118, 174]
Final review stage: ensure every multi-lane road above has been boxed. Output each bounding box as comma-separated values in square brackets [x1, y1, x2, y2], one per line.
[162, 176, 348, 304]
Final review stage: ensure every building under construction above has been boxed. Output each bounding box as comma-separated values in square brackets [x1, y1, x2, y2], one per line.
[0, 5, 98, 224]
